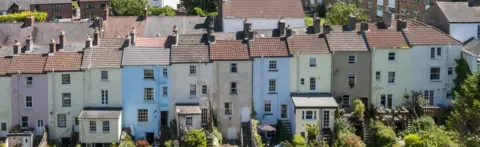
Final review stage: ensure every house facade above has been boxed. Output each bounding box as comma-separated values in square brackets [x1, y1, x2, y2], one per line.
[462, 39, 480, 73]
[78, 108, 123, 147]
[292, 96, 337, 139]
[0, 57, 12, 137]
[1, 0, 73, 20]
[78, 0, 108, 20]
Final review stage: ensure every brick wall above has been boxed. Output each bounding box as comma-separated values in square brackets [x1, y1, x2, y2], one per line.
[31, 3, 72, 21]
[79, 1, 107, 20]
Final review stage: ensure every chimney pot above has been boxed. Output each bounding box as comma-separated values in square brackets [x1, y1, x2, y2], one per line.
[314, 17, 321, 33]
[85, 35, 93, 49]
[94, 29, 99, 46]
[278, 17, 286, 37]
[59, 31, 66, 50]
[124, 35, 130, 47]
[103, 4, 109, 20]
[347, 14, 357, 31]
[243, 20, 252, 40]
[360, 21, 369, 31]
[24, 15, 34, 27]
[130, 27, 136, 46]
[13, 40, 20, 55]
[323, 23, 331, 34]
[50, 39, 56, 53]
[172, 25, 178, 45]
[286, 25, 293, 38]
[383, 9, 393, 28]
[26, 35, 33, 52]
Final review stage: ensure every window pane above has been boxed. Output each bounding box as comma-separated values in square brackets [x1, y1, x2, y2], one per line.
[309, 78, 315, 90]
[138, 109, 148, 122]
[268, 80, 276, 92]
[190, 85, 196, 96]
[144, 69, 154, 79]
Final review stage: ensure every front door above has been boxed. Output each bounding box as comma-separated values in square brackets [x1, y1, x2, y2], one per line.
[280, 104, 287, 119]
[161, 111, 168, 127]
[240, 107, 250, 122]
[36, 120, 44, 135]
[322, 110, 330, 129]
[74, 117, 79, 132]
[146, 132, 154, 145]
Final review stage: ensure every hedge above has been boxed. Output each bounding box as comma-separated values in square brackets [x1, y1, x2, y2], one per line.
[373, 121, 399, 147]
[0, 11, 47, 23]
[148, 6, 176, 16]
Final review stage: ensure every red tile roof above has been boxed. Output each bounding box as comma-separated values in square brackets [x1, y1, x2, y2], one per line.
[250, 38, 289, 57]
[287, 35, 330, 54]
[222, 0, 305, 19]
[103, 17, 145, 38]
[44, 52, 83, 72]
[0, 57, 12, 76]
[135, 37, 169, 47]
[210, 40, 250, 61]
[7, 54, 47, 74]
[365, 29, 409, 49]
[404, 26, 461, 45]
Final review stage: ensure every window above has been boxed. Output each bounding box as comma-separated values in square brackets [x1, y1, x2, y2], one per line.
[101, 71, 108, 80]
[368, 2, 372, 8]
[431, 47, 442, 58]
[376, 71, 381, 81]
[86, 3, 94, 9]
[301, 132, 306, 139]
[190, 84, 196, 96]
[163, 68, 168, 78]
[89, 121, 96, 132]
[413, 11, 419, 19]
[61, 74, 70, 84]
[25, 96, 32, 108]
[201, 109, 208, 124]
[162, 87, 168, 97]
[264, 100, 271, 113]
[55, 5, 61, 12]
[1, 122, 6, 131]
[424, 90, 434, 105]
[143, 88, 153, 101]
[430, 47, 435, 58]
[323, 110, 330, 127]
[100, 3, 106, 9]
[144, 69, 154, 79]
[401, 9, 407, 16]
[138, 109, 148, 122]
[58, 114, 66, 127]
[309, 77, 316, 90]
[478, 25, 480, 39]
[430, 67, 440, 80]
[225, 103, 232, 115]
[26, 77, 33, 86]
[309, 58, 316, 67]
[21, 117, 28, 127]
[387, 94, 393, 108]
[62, 93, 71, 107]
[446, 91, 453, 99]
[189, 65, 196, 75]
[101, 90, 108, 105]
[75, 117, 79, 125]
[268, 79, 276, 93]
[388, 52, 395, 61]
[230, 63, 238, 73]
[381, 94, 386, 107]
[186, 117, 193, 126]
[448, 67, 453, 75]
[348, 74, 356, 87]
[388, 72, 395, 84]
[202, 85, 208, 95]
[103, 121, 110, 132]
[303, 111, 315, 120]
[266, 130, 275, 137]
[414, 0, 419, 3]
[348, 55, 356, 64]
[437, 47, 442, 56]
[230, 82, 237, 95]
[300, 78, 305, 85]
[35, 5, 40, 11]
[269, 60, 277, 70]
[342, 95, 350, 106]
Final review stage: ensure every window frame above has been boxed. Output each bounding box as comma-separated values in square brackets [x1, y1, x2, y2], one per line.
[100, 71, 108, 80]
[163, 68, 168, 78]
[230, 63, 238, 73]
[61, 74, 70, 84]
[430, 67, 440, 81]
[190, 84, 196, 96]
[55, 5, 61, 12]
[100, 2, 106, 9]
[264, 100, 272, 113]
[300, 78, 305, 85]
[201, 109, 208, 124]
[62, 93, 71, 107]
[268, 60, 277, 71]
[478, 25, 480, 39]
[323, 110, 330, 127]
[368, 2, 372, 9]
[86, 2, 94, 9]
[58, 114, 66, 128]
[26, 77, 33, 86]
[162, 87, 168, 97]
[102, 121, 110, 132]
[304, 110, 315, 120]
[189, 65, 197, 75]
[342, 95, 350, 107]
[89, 121, 96, 132]
[21, 117, 28, 128]
[309, 58, 317, 67]
[413, 0, 419, 3]
[348, 55, 356, 64]
[25, 96, 32, 108]
[1, 122, 6, 131]
[376, 71, 381, 81]
[230, 82, 237, 95]
[388, 52, 396, 61]
[424, 90, 434, 106]
[202, 85, 208, 95]
[448, 67, 453, 75]
[144, 87, 154, 101]
[309, 77, 316, 91]
[101, 90, 108, 105]
[348, 73, 356, 88]
[186, 117, 193, 126]
[268, 79, 276, 93]
[138, 109, 148, 123]
[143, 69, 155, 79]
[388, 71, 395, 84]
[224, 103, 232, 115]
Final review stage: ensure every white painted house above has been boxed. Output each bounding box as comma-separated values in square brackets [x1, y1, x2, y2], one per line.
[462, 39, 480, 73]
[0, 57, 12, 138]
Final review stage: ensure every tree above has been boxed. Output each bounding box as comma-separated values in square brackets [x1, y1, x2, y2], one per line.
[334, 129, 365, 147]
[306, 123, 320, 141]
[373, 121, 398, 147]
[183, 129, 207, 147]
[334, 118, 355, 135]
[400, 116, 435, 137]
[352, 99, 365, 121]
[252, 119, 264, 147]
[110, 0, 147, 16]
[453, 57, 471, 96]
[305, 16, 314, 27]
[181, 0, 217, 15]
[274, 120, 287, 143]
[418, 126, 461, 147]
[403, 134, 422, 147]
[148, 6, 176, 16]
[326, 2, 368, 25]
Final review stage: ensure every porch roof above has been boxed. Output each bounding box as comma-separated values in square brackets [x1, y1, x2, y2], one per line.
[176, 106, 201, 115]
[79, 107, 122, 119]
[292, 96, 339, 108]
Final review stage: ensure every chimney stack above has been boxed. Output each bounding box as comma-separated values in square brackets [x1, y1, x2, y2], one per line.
[243, 18, 252, 40]
[278, 17, 286, 36]
[13, 40, 20, 55]
[124, 35, 130, 47]
[396, 19, 407, 31]
[94, 28, 99, 46]
[286, 25, 292, 38]
[314, 17, 321, 34]
[143, 5, 148, 20]
[208, 22, 216, 43]
[347, 14, 357, 31]
[130, 27, 136, 46]
[26, 35, 33, 52]
[383, 9, 392, 28]
[103, 4, 109, 20]
[85, 35, 93, 49]
[360, 21, 369, 31]
[59, 31, 66, 50]
[172, 25, 178, 45]
[323, 23, 331, 34]
[24, 15, 34, 27]
[49, 39, 56, 53]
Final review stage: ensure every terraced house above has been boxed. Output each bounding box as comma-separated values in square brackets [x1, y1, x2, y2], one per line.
[0, 57, 12, 138]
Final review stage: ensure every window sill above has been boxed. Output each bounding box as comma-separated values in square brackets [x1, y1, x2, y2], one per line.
[25, 85, 33, 87]
[230, 93, 238, 96]
[189, 96, 197, 98]
[102, 131, 110, 134]
[62, 106, 71, 108]
[189, 74, 197, 76]
[224, 114, 232, 117]
[430, 80, 441, 82]
[143, 100, 156, 103]
[263, 113, 273, 116]
[348, 62, 356, 64]
[61, 83, 70, 85]
[302, 119, 317, 121]
[309, 65, 317, 67]
[137, 122, 149, 125]
[268, 69, 278, 72]
[143, 78, 155, 80]
[89, 131, 97, 134]
[24, 107, 32, 109]
[388, 83, 396, 86]
[100, 79, 109, 82]
[58, 126, 66, 128]
[267, 92, 277, 94]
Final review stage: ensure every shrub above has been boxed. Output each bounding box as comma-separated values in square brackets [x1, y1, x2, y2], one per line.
[403, 134, 422, 147]
[352, 99, 365, 121]
[419, 126, 461, 147]
[334, 118, 355, 135]
[72, 2, 79, 9]
[207, 12, 218, 17]
[148, 6, 176, 16]
[274, 120, 287, 143]
[252, 119, 264, 147]
[183, 129, 207, 147]
[305, 16, 313, 27]
[292, 135, 307, 147]
[400, 116, 435, 137]
[194, 7, 206, 16]
[334, 130, 365, 147]
[164, 140, 173, 147]
[373, 121, 398, 147]
[0, 11, 47, 23]
[306, 123, 320, 141]
[213, 126, 223, 144]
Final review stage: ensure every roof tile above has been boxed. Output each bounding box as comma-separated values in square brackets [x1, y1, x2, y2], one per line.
[287, 35, 330, 54]
[103, 17, 145, 38]
[135, 37, 170, 47]
[7, 54, 47, 74]
[223, 0, 304, 19]
[170, 45, 209, 63]
[81, 47, 123, 69]
[210, 40, 250, 60]
[122, 46, 170, 66]
[44, 52, 83, 72]
[0, 57, 12, 76]
[250, 38, 289, 57]
[404, 26, 461, 45]
[327, 32, 369, 52]
[365, 29, 409, 49]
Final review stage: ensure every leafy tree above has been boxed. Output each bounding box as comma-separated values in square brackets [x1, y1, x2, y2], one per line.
[453, 57, 472, 96]
[305, 16, 314, 27]
[326, 2, 368, 25]
[333, 129, 365, 147]
[181, 0, 217, 15]
[373, 121, 398, 147]
[194, 7, 206, 16]
[280, 135, 308, 147]
[212, 126, 222, 144]
[334, 118, 355, 135]
[252, 119, 264, 147]
[164, 140, 173, 147]
[419, 126, 461, 147]
[400, 116, 435, 137]
[447, 73, 480, 137]
[352, 99, 365, 121]
[403, 134, 422, 147]
[148, 6, 176, 16]
[182, 129, 206, 147]
[306, 123, 320, 141]
[110, 0, 147, 16]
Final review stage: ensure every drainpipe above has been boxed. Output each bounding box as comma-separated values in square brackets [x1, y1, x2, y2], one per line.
[52, 68, 55, 128]
[17, 71, 20, 127]
[296, 52, 299, 93]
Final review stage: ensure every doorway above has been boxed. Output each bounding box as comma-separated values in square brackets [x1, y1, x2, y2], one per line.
[36, 120, 44, 135]
[146, 132, 154, 145]
[160, 111, 168, 127]
[280, 104, 287, 119]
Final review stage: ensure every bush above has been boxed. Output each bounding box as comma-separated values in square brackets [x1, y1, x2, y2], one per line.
[252, 119, 264, 147]
[334, 118, 355, 135]
[352, 99, 365, 121]
[183, 129, 207, 147]
[148, 6, 176, 16]
[403, 134, 422, 147]
[194, 7, 206, 16]
[0, 11, 47, 23]
[400, 116, 435, 137]
[305, 16, 313, 27]
[164, 140, 173, 147]
[213, 126, 222, 144]
[306, 123, 320, 141]
[419, 126, 461, 147]
[334, 130, 365, 147]
[292, 135, 307, 147]
[274, 120, 287, 143]
[207, 12, 218, 17]
[373, 121, 398, 147]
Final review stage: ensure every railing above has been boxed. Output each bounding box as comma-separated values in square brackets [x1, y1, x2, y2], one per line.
[421, 106, 440, 117]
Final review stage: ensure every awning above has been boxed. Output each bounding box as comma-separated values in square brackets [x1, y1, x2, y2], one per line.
[79, 107, 122, 119]
[292, 96, 339, 108]
[176, 106, 201, 115]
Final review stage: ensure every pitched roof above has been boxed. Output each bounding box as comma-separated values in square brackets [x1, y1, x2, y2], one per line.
[462, 39, 480, 56]
[436, 2, 480, 23]
[144, 16, 208, 37]
[79, 108, 122, 119]
[7, 54, 47, 74]
[0, 43, 85, 56]
[31, 0, 72, 4]
[0, 57, 12, 76]
[364, 29, 409, 49]
[178, 34, 207, 45]
[103, 17, 145, 38]
[327, 32, 369, 52]
[0, 23, 34, 46]
[222, 0, 305, 19]
[81, 47, 123, 69]
[210, 40, 250, 60]
[250, 38, 289, 57]
[0, 0, 32, 10]
[404, 26, 461, 45]
[171, 45, 209, 63]
[98, 38, 125, 49]
[135, 37, 170, 47]
[33, 22, 95, 44]
[287, 34, 330, 54]
[44, 52, 83, 72]
[122, 46, 170, 66]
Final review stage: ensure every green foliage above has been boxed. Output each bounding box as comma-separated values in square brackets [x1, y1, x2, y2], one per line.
[292, 135, 307, 147]
[453, 57, 471, 96]
[334, 108, 345, 119]
[373, 121, 398, 147]
[252, 119, 264, 147]
[333, 129, 365, 147]
[121, 132, 136, 147]
[305, 16, 313, 27]
[181, 0, 217, 15]
[403, 134, 422, 147]
[148, 6, 176, 16]
[75, 144, 81, 147]
[0, 11, 47, 23]
[274, 120, 287, 143]
[334, 118, 355, 135]
[110, 142, 117, 147]
[416, 94, 428, 107]
[194, 7, 206, 16]
[207, 12, 218, 17]
[418, 126, 461, 147]
[326, 2, 368, 25]
[212, 126, 222, 144]
[315, 5, 327, 18]
[352, 99, 365, 121]
[164, 140, 173, 147]
[400, 116, 435, 137]
[110, 0, 147, 16]
[306, 123, 320, 141]
[182, 129, 207, 147]
[72, 2, 79, 9]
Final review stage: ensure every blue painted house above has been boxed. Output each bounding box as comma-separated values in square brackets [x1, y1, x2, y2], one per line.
[250, 38, 294, 133]
[121, 37, 171, 143]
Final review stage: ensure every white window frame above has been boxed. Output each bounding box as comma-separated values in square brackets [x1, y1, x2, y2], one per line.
[268, 79, 276, 93]
[101, 90, 108, 105]
[25, 96, 32, 108]
[37, 120, 44, 129]
[138, 109, 148, 123]
[89, 121, 96, 132]
[303, 110, 316, 120]
[448, 67, 453, 75]
[342, 95, 350, 107]
[268, 60, 277, 70]
[21, 117, 28, 128]
[26, 77, 33, 86]
[144, 87, 154, 101]
[162, 87, 168, 97]
[230, 63, 238, 73]
[101, 71, 108, 80]
[225, 103, 232, 115]
[102, 121, 110, 132]
[424, 90, 434, 106]
[62, 93, 71, 107]
[264, 100, 272, 113]
[323, 110, 330, 127]
[388, 72, 395, 84]
[163, 68, 168, 78]
[309, 58, 316, 67]
[348, 55, 356, 64]
[230, 82, 237, 95]
[376, 71, 381, 81]
[58, 114, 66, 127]
[144, 69, 154, 79]
[309, 77, 316, 91]
[186, 117, 193, 126]
[388, 52, 396, 61]
[61, 74, 70, 84]
[202, 85, 208, 95]
[190, 84, 196, 96]
[430, 67, 440, 81]
[189, 65, 197, 75]
[430, 47, 442, 59]
[368, 2, 372, 9]
[401, 9, 407, 16]
[201, 109, 208, 124]
[348, 73, 356, 88]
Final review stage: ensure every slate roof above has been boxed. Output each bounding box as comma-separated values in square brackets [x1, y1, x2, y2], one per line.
[32, 0, 72, 4]
[210, 40, 250, 61]
[250, 38, 289, 57]
[178, 34, 207, 45]
[326, 32, 369, 52]
[98, 38, 125, 49]
[81, 47, 123, 69]
[170, 45, 209, 63]
[292, 96, 339, 108]
[44, 52, 83, 72]
[144, 17, 208, 37]
[135, 37, 170, 47]
[0, 57, 12, 76]
[0, 23, 34, 46]
[404, 26, 461, 45]
[436, 2, 480, 23]
[79, 108, 122, 119]
[176, 106, 201, 115]
[0, 0, 32, 10]
[287, 34, 330, 54]
[7, 54, 48, 74]
[0, 43, 85, 56]
[33, 22, 95, 44]
[122, 46, 170, 66]
[462, 39, 480, 56]
[215, 27, 308, 40]
[222, 0, 305, 19]
[103, 17, 145, 38]
[364, 28, 409, 49]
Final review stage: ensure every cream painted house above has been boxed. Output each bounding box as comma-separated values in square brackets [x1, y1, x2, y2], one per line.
[0, 57, 12, 138]
[291, 95, 337, 139]
[78, 108, 122, 146]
